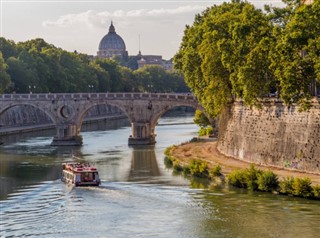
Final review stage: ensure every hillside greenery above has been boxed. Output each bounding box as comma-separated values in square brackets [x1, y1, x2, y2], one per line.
[174, 0, 320, 118]
[0, 38, 188, 94]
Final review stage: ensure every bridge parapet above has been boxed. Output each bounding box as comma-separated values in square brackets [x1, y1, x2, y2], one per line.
[0, 93, 197, 101]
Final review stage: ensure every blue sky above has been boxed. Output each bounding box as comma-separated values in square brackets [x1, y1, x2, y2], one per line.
[1, 0, 284, 59]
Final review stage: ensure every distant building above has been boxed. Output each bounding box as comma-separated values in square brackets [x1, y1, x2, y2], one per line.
[137, 53, 162, 68]
[137, 52, 173, 70]
[97, 22, 128, 60]
[162, 60, 174, 71]
[97, 22, 173, 70]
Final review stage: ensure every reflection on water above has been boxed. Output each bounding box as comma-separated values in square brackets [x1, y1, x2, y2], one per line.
[128, 147, 161, 182]
[1, 114, 320, 238]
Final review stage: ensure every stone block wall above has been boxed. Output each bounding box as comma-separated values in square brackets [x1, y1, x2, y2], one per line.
[217, 98, 320, 173]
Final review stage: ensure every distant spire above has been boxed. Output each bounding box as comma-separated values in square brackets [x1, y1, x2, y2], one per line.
[109, 21, 115, 33]
[138, 34, 141, 55]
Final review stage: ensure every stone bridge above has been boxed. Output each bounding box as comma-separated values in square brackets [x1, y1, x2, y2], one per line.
[0, 93, 202, 146]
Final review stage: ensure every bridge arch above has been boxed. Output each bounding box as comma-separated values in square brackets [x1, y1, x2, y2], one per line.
[74, 101, 131, 129]
[150, 102, 204, 128]
[0, 102, 57, 126]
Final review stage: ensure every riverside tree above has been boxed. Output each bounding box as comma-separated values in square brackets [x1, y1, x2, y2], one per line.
[269, 0, 320, 107]
[174, 0, 319, 117]
[174, 0, 275, 118]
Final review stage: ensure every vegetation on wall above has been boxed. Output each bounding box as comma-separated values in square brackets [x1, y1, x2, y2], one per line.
[174, 0, 320, 118]
[0, 38, 188, 94]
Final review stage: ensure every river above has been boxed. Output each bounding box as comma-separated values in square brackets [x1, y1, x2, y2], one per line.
[0, 114, 319, 238]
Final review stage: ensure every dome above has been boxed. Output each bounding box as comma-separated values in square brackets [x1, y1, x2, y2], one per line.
[97, 22, 128, 59]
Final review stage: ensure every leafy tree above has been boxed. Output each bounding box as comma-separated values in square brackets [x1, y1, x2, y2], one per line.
[133, 65, 188, 93]
[1, 37, 187, 94]
[193, 110, 210, 128]
[174, 0, 275, 118]
[0, 52, 11, 93]
[93, 58, 124, 92]
[0, 37, 17, 60]
[269, 1, 320, 107]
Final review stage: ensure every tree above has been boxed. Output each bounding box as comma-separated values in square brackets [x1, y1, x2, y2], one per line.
[0, 52, 11, 93]
[193, 110, 210, 128]
[270, 0, 320, 106]
[174, 0, 275, 118]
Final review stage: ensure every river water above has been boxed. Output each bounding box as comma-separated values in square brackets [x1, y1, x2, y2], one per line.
[0, 115, 319, 238]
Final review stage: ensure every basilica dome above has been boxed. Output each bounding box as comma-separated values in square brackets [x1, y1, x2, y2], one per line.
[97, 22, 128, 59]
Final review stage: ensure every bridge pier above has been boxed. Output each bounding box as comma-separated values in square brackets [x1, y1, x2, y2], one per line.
[51, 124, 83, 146]
[128, 122, 156, 145]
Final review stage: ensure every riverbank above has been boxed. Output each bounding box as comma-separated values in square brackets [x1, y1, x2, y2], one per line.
[168, 140, 320, 185]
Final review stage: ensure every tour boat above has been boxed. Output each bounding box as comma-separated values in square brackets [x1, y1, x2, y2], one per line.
[61, 162, 101, 186]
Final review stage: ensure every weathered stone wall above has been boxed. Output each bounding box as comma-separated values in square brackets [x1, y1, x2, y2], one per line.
[217, 98, 320, 173]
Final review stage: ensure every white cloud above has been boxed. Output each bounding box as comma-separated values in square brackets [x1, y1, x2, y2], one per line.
[42, 5, 207, 28]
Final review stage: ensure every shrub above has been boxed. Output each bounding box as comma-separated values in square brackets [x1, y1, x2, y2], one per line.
[198, 127, 208, 136]
[198, 126, 213, 136]
[227, 170, 247, 188]
[182, 166, 191, 176]
[312, 185, 320, 198]
[189, 159, 209, 178]
[257, 170, 279, 192]
[164, 156, 173, 168]
[244, 164, 262, 191]
[210, 164, 222, 177]
[173, 163, 184, 173]
[279, 177, 295, 194]
[164, 145, 176, 156]
[292, 177, 313, 198]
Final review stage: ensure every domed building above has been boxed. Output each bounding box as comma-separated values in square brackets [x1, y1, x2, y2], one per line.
[97, 22, 128, 60]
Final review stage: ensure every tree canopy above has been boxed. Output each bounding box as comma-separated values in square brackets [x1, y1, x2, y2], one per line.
[174, 0, 320, 118]
[0, 37, 188, 94]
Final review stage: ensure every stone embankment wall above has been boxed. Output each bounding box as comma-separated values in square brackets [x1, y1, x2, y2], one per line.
[217, 98, 320, 174]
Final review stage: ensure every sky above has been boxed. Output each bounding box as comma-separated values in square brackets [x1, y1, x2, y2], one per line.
[0, 0, 284, 60]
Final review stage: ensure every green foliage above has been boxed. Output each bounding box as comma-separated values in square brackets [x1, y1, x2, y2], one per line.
[133, 65, 188, 93]
[269, 1, 320, 105]
[193, 110, 210, 128]
[163, 147, 319, 200]
[312, 185, 320, 198]
[164, 156, 173, 168]
[173, 163, 184, 173]
[280, 176, 295, 194]
[227, 169, 247, 188]
[257, 170, 279, 192]
[0, 52, 11, 93]
[244, 164, 262, 191]
[188, 159, 209, 178]
[198, 127, 213, 136]
[292, 177, 313, 198]
[174, 1, 275, 118]
[175, 1, 320, 117]
[0, 37, 188, 93]
[194, 110, 213, 136]
[228, 165, 271, 191]
[210, 164, 222, 177]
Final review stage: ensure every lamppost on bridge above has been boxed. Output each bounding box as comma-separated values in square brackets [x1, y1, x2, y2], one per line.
[147, 84, 153, 93]
[28, 85, 36, 94]
[88, 85, 94, 93]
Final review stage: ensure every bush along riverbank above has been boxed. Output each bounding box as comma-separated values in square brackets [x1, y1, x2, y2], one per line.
[164, 146, 320, 200]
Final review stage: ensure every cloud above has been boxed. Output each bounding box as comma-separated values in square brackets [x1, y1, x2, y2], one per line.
[42, 5, 207, 28]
